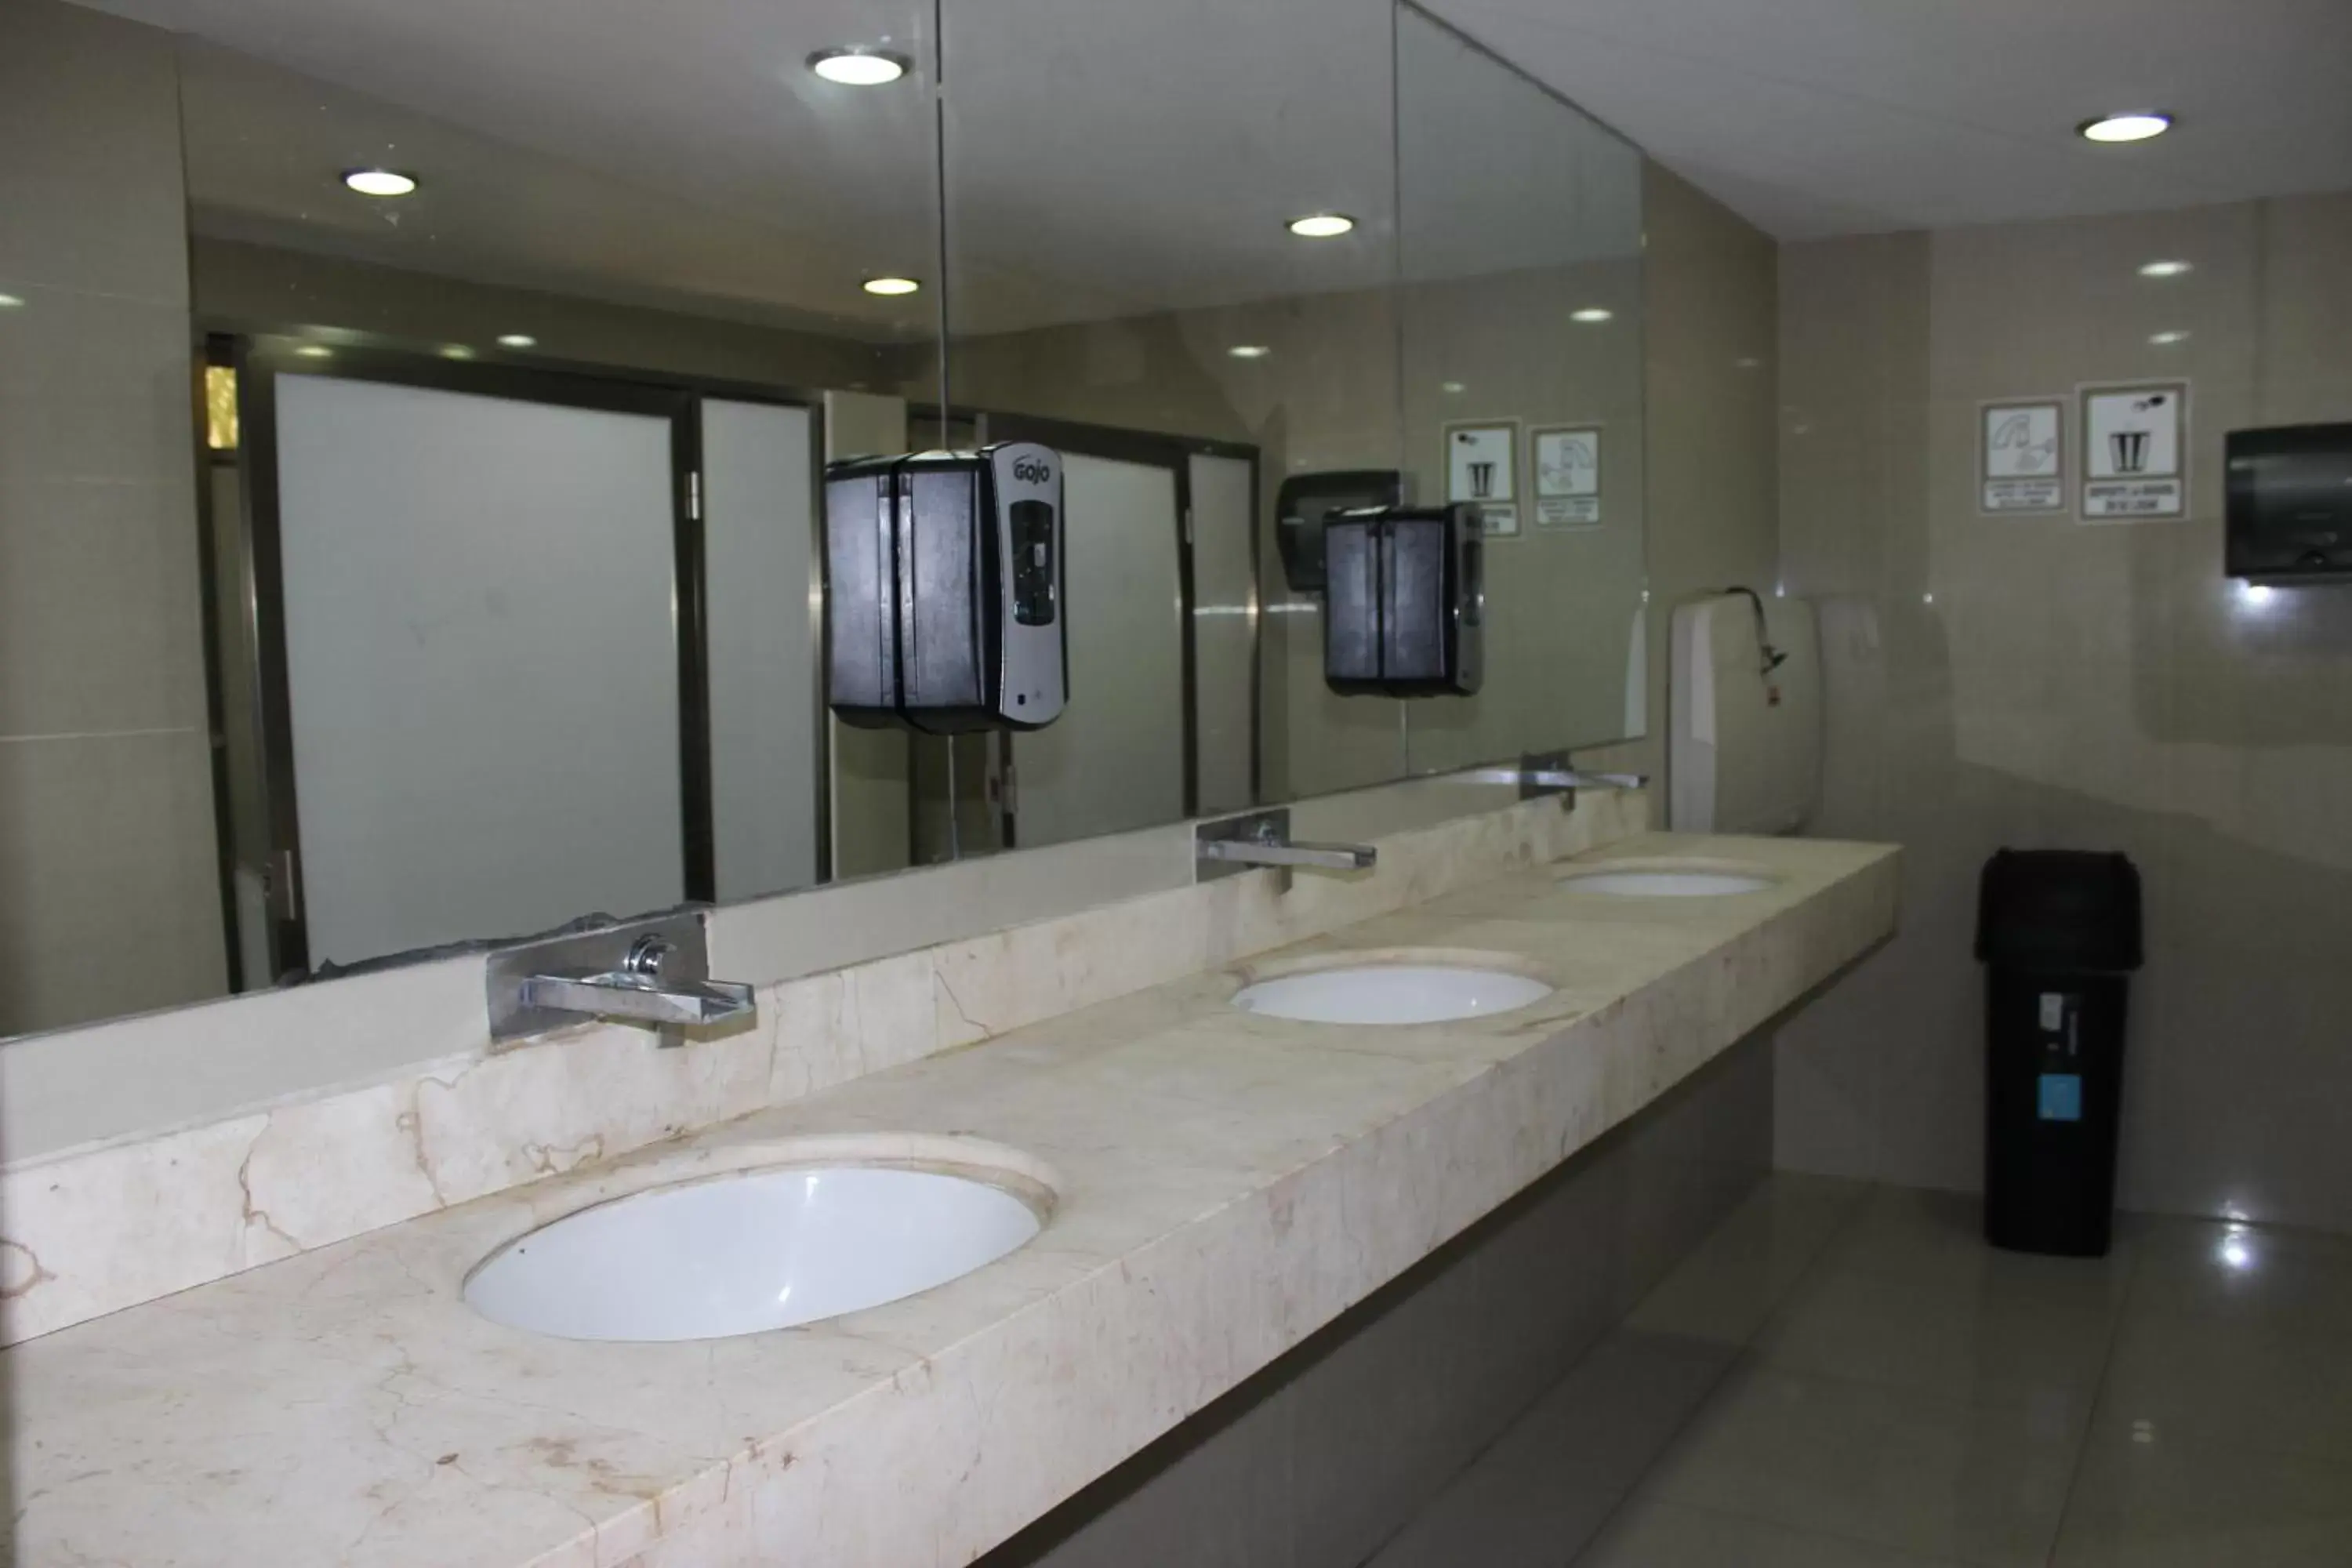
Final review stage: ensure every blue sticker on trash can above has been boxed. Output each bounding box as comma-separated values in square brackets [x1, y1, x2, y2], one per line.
[2038, 1073, 2083, 1122]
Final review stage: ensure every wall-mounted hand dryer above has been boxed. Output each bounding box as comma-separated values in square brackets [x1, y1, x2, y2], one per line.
[1323, 503, 1484, 698]
[825, 442, 1067, 733]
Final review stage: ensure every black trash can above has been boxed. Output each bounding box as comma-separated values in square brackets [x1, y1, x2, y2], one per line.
[1974, 849, 2143, 1257]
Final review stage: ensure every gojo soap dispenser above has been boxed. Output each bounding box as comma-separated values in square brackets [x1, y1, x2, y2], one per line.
[1323, 502, 1485, 698]
[825, 441, 1067, 733]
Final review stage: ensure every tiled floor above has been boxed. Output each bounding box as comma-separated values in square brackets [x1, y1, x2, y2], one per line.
[1366, 1174, 2352, 1568]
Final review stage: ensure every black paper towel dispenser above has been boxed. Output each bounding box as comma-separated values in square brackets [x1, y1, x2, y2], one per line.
[825, 442, 1067, 733]
[1323, 503, 1484, 698]
[2227, 423, 2352, 583]
[1275, 469, 1408, 593]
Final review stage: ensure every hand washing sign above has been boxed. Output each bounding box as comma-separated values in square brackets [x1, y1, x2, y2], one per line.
[1979, 400, 2064, 514]
[2081, 382, 2188, 521]
[1531, 426, 1602, 528]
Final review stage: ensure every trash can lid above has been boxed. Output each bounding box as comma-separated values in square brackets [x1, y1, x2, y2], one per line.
[1975, 849, 2143, 971]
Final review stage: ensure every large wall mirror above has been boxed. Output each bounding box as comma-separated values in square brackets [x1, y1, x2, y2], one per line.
[0, 0, 1645, 1042]
[1395, 4, 1649, 775]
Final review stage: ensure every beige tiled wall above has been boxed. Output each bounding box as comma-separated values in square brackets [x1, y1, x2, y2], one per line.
[191, 238, 895, 392]
[1577, 164, 1781, 796]
[1775, 191, 2352, 1232]
[0, 0, 226, 1036]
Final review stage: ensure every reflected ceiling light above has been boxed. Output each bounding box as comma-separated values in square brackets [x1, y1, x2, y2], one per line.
[2139, 259, 2194, 278]
[2149, 329, 2191, 345]
[2238, 582, 2275, 608]
[439, 344, 475, 361]
[862, 275, 921, 296]
[0, 292, 23, 309]
[341, 168, 418, 197]
[1570, 307, 1613, 324]
[1286, 212, 1356, 238]
[2078, 112, 2172, 143]
[808, 48, 910, 86]
[1227, 344, 1272, 359]
[295, 344, 334, 359]
[496, 332, 537, 348]
[1440, 380, 1466, 394]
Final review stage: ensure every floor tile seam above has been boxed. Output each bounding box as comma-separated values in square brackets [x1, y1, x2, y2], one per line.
[1593, 1493, 1988, 1568]
[2042, 1229, 2147, 1567]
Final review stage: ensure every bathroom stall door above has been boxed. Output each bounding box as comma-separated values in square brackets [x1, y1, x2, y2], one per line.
[1188, 452, 1258, 815]
[701, 398, 821, 899]
[266, 369, 691, 967]
[1007, 452, 1187, 848]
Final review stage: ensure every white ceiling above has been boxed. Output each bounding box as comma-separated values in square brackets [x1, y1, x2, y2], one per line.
[1422, 0, 2352, 239]
[77, 0, 2352, 337]
[80, 0, 1643, 339]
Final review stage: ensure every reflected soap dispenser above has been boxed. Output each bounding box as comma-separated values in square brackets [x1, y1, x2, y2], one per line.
[825, 441, 1067, 733]
[1323, 503, 1485, 697]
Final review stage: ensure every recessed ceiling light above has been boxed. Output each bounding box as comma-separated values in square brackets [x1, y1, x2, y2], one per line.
[0, 292, 24, 309]
[342, 168, 418, 198]
[295, 344, 334, 359]
[495, 333, 537, 349]
[2078, 112, 2172, 144]
[1570, 307, 1613, 324]
[2139, 259, 2194, 278]
[862, 275, 921, 296]
[439, 344, 475, 361]
[1227, 344, 1272, 359]
[1287, 212, 1356, 238]
[808, 48, 911, 86]
[2149, 329, 2191, 345]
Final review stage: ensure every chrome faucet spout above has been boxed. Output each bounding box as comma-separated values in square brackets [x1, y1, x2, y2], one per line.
[517, 968, 755, 1027]
[1194, 808, 1376, 884]
[1196, 837, 1377, 871]
[488, 917, 757, 1049]
[1468, 752, 1650, 801]
[1483, 767, 1648, 792]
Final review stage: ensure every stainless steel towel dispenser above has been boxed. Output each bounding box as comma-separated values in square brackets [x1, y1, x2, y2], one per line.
[1323, 502, 1485, 698]
[825, 441, 1068, 733]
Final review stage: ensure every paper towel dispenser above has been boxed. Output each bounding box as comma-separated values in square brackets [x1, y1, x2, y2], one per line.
[2227, 423, 2352, 583]
[1274, 469, 1408, 593]
[1323, 503, 1484, 698]
[825, 442, 1067, 734]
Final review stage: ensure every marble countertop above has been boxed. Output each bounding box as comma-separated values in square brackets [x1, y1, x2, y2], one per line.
[8, 832, 1896, 1568]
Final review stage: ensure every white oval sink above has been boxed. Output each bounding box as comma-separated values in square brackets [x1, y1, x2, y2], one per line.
[1234, 964, 1552, 1025]
[1559, 868, 1773, 897]
[464, 1165, 1044, 1342]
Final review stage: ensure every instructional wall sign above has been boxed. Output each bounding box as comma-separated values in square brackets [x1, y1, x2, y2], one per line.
[1446, 419, 1520, 537]
[2081, 381, 2189, 521]
[1980, 400, 2065, 514]
[1531, 425, 1602, 528]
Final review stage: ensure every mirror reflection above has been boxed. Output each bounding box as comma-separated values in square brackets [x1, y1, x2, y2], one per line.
[0, 0, 1647, 1040]
[940, 0, 1411, 830]
[191, 0, 945, 988]
[1395, 4, 1648, 773]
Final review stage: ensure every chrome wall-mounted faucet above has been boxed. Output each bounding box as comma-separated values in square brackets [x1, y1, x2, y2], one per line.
[1467, 750, 1647, 803]
[1195, 808, 1376, 887]
[487, 912, 755, 1050]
